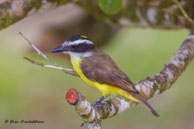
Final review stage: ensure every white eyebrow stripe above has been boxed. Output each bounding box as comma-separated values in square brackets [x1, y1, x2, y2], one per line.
[65, 39, 93, 46]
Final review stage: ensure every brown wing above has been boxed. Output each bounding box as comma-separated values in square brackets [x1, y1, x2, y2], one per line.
[81, 49, 137, 93]
[81, 49, 160, 117]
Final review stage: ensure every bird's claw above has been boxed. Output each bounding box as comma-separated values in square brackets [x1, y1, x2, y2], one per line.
[92, 101, 106, 108]
[92, 96, 105, 107]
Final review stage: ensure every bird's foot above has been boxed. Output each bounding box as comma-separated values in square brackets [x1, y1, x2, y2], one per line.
[92, 96, 105, 107]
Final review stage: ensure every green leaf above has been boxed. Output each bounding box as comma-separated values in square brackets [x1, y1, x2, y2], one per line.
[98, 0, 122, 15]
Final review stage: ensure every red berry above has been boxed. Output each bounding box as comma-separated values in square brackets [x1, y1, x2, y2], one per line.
[66, 88, 79, 105]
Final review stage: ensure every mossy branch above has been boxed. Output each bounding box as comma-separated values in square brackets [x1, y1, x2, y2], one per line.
[0, 0, 71, 30]
[1, 0, 194, 31]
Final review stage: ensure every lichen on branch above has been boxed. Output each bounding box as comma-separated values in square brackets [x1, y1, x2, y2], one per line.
[0, 0, 42, 29]
[0, 0, 71, 30]
[1, 0, 194, 31]
[135, 35, 194, 98]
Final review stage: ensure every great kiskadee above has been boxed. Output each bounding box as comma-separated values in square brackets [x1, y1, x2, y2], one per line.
[52, 35, 159, 117]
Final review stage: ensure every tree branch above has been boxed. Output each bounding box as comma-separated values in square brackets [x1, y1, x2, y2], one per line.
[1, 0, 194, 31]
[77, 0, 194, 29]
[0, 0, 71, 30]
[65, 34, 194, 129]
[135, 35, 194, 99]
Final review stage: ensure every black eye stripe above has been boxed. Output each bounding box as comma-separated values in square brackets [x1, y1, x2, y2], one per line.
[71, 43, 94, 52]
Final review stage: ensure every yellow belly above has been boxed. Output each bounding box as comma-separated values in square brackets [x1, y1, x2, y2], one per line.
[71, 58, 139, 102]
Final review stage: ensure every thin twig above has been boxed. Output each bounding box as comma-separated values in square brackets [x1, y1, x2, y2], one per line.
[20, 32, 79, 77]
[19, 32, 57, 65]
[24, 57, 79, 77]
[172, 0, 194, 25]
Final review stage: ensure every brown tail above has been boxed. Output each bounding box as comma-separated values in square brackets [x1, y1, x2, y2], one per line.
[131, 92, 160, 117]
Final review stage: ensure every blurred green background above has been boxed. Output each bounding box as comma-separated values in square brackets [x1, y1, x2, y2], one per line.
[0, 4, 194, 129]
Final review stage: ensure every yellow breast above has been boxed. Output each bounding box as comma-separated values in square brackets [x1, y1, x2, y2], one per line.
[71, 57, 139, 102]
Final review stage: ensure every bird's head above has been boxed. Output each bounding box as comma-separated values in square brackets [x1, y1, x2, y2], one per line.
[52, 35, 95, 56]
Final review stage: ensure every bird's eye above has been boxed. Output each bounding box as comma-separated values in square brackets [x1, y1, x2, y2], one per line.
[71, 45, 76, 49]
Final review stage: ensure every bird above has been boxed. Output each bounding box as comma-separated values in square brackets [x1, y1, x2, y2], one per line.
[52, 35, 159, 117]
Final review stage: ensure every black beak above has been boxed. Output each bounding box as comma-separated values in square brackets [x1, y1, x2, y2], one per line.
[51, 45, 68, 53]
